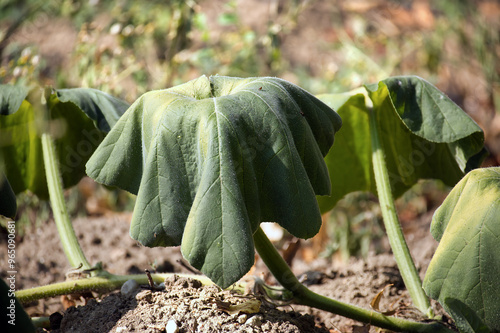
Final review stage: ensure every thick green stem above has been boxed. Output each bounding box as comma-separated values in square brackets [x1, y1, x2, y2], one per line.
[41, 133, 91, 270]
[368, 109, 433, 317]
[15, 272, 213, 304]
[253, 227, 451, 333]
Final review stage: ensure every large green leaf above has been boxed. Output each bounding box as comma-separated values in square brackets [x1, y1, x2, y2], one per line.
[0, 86, 129, 198]
[86, 75, 341, 287]
[317, 76, 486, 213]
[423, 167, 500, 332]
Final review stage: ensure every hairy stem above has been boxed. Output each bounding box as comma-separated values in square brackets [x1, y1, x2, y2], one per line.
[15, 272, 213, 304]
[368, 109, 433, 317]
[253, 227, 450, 332]
[41, 133, 91, 270]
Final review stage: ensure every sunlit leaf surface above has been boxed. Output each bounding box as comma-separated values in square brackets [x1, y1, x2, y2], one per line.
[86, 75, 341, 287]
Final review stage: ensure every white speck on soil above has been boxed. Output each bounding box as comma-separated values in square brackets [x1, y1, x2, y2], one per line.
[166, 319, 179, 333]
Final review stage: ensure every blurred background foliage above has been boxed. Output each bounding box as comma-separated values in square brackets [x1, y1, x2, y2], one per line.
[1, 0, 499, 260]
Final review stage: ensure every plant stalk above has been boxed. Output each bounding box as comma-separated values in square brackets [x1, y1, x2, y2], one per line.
[41, 133, 91, 271]
[368, 109, 433, 317]
[253, 227, 451, 332]
[15, 272, 214, 304]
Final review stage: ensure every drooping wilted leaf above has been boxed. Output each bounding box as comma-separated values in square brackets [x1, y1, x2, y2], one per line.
[317, 76, 486, 213]
[0, 85, 129, 198]
[423, 167, 500, 331]
[86, 75, 341, 288]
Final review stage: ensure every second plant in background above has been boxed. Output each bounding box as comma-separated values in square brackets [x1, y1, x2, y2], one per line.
[317, 75, 486, 319]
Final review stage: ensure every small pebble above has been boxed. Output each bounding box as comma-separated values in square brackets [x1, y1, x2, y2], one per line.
[115, 327, 127, 333]
[237, 314, 247, 324]
[121, 279, 139, 297]
[245, 315, 262, 327]
[166, 319, 179, 333]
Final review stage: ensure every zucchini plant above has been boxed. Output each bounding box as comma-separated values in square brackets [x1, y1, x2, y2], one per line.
[85, 75, 455, 332]
[2, 75, 492, 332]
[0, 85, 209, 323]
[86, 75, 341, 288]
[0, 84, 129, 270]
[316, 76, 486, 318]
